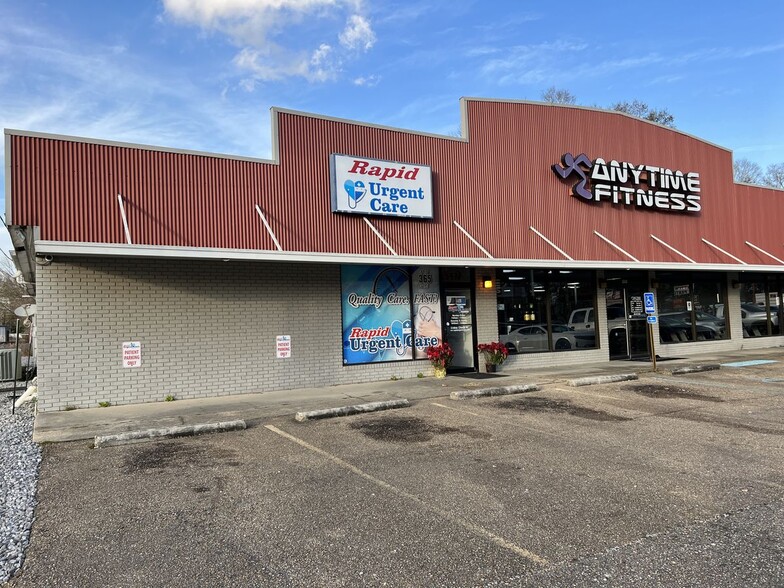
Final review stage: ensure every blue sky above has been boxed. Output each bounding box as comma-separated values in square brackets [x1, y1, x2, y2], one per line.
[1, 0, 782, 254]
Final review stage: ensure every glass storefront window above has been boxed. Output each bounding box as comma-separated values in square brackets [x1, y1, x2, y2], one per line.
[738, 275, 783, 337]
[656, 272, 728, 344]
[496, 269, 597, 353]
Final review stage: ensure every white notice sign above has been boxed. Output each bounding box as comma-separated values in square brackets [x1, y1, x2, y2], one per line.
[122, 341, 142, 368]
[276, 335, 291, 359]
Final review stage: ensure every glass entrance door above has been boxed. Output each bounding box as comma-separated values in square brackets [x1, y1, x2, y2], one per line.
[626, 291, 650, 358]
[443, 288, 475, 372]
[606, 274, 650, 360]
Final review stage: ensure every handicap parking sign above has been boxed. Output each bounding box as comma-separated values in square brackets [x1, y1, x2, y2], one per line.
[644, 292, 655, 314]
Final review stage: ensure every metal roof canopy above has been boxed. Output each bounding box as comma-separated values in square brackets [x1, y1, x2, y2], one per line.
[33, 240, 784, 274]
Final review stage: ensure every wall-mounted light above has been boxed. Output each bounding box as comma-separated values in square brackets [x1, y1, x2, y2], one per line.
[482, 276, 493, 289]
[598, 279, 607, 289]
[651, 280, 660, 289]
[731, 280, 740, 289]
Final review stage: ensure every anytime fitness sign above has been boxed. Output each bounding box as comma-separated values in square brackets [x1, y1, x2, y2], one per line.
[330, 154, 433, 219]
[552, 152, 702, 213]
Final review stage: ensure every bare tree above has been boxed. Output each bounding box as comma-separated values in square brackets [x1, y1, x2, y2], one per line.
[541, 87, 577, 105]
[733, 158, 764, 184]
[611, 99, 675, 128]
[0, 271, 30, 332]
[763, 163, 784, 189]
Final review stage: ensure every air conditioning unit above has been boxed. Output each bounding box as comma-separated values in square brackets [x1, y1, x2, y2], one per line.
[0, 350, 22, 381]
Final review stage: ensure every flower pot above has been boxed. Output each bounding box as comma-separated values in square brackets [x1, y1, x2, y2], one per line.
[486, 363, 498, 373]
[434, 366, 447, 379]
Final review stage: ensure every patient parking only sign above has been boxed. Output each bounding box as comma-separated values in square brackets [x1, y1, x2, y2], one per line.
[122, 342, 142, 368]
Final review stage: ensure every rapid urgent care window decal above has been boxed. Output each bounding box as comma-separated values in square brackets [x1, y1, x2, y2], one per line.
[341, 265, 442, 365]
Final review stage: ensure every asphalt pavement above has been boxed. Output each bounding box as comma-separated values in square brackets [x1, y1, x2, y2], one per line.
[8, 354, 784, 587]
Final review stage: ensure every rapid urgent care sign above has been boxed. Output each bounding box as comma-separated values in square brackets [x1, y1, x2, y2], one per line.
[330, 154, 433, 219]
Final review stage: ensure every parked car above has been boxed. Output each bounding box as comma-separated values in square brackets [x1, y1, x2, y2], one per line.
[715, 303, 778, 335]
[659, 311, 724, 341]
[500, 323, 585, 352]
[568, 305, 626, 332]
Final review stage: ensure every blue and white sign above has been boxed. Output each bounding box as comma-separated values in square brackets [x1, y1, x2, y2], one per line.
[330, 154, 433, 219]
[644, 292, 655, 314]
[340, 265, 441, 365]
[647, 315, 658, 324]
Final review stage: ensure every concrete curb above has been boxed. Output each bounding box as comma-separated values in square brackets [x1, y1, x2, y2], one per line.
[567, 373, 638, 387]
[294, 399, 410, 422]
[450, 384, 540, 400]
[94, 419, 247, 448]
[670, 364, 721, 375]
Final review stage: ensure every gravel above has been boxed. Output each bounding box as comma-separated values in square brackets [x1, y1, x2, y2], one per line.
[0, 394, 41, 584]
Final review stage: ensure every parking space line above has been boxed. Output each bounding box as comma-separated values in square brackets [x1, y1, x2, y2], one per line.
[430, 402, 482, 417]
[555, 387, 625, 401]
[264, 424, 549, 567]
[430, 403, 571, 439]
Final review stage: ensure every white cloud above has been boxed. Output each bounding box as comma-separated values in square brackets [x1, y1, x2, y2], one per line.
[353, 74, 380, 87]
[339, 15, 375, 51]
[163, 0, 338, 30]
[232, 43, 339, 82]
[480, 40, 587, 77]
[162, 0, 375, 84]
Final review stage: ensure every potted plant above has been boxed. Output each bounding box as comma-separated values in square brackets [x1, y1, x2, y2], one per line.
[477, 341, 509, 372]
[426, 341, 454, 379]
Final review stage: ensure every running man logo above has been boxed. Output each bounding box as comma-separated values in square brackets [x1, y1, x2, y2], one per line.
[552, 152, 593, 200]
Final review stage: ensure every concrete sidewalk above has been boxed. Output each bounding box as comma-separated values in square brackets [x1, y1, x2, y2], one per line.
[31, 347, 784, 443]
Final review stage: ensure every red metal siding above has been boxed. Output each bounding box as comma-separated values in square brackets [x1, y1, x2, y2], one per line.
[9, 101, 784, 265]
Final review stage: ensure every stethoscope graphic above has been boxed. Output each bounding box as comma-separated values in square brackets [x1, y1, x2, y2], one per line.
[344, 180, 367, 210]
[418, 305, 436, 323]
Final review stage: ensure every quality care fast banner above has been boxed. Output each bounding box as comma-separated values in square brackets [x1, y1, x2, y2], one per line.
[411, 266, 442, 359]
[341, 265, 441, 365]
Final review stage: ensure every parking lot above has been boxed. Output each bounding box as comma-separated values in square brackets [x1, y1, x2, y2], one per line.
[10, 362, 784, 587]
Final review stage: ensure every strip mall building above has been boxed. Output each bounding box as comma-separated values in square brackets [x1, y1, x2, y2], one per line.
[5, 99, 784, 412]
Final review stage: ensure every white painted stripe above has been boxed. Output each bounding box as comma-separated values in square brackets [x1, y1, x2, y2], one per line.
[650, 234, 697, 264]
[554, 387, 624, 402]
[429, 402, 566, 439]
[453, 220, 494, 259]
[264, 424, 549, 566]
[745, 241, 784, 265]
[594, 230, 639, 262]
[362, 217, 397, 255]
[431, 402, 481, 417]
[117, 194, 132, 245]
[701, 238, 747, 265]
[254, 205, 284, 251]
[529, 227, 573, 260]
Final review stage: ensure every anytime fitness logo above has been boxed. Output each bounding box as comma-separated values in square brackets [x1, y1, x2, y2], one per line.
[552, 152, 702, 213]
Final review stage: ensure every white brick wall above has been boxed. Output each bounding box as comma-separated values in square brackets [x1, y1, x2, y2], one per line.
[36, 258, 432, 412]
[35, 260, 784, 411]
[474, 269, 500, 372]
